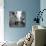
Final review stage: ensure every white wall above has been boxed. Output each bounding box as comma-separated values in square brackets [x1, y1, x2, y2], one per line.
[0, 0, 4, 42]
[40, 0, 46, 45]
[40, 0, 46, 27]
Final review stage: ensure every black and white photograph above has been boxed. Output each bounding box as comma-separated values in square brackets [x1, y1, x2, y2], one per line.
[9, 11, 26, 27]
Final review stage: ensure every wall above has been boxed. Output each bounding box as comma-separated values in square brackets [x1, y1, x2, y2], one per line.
[4, 0, 40, 42]
[40, 0, 46, 27]
[40, 0, 46, 45]
[0, 0, 4, 42]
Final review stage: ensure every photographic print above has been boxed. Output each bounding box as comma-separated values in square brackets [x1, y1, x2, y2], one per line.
[9, 11, 26, 27]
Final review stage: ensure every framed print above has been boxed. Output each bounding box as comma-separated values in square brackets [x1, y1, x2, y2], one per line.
[9, 11, 26, 27]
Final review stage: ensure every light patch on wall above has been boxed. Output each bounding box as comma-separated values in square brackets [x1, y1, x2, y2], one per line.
[0, 7, 4, 42]
[0, 0, 4, 7]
